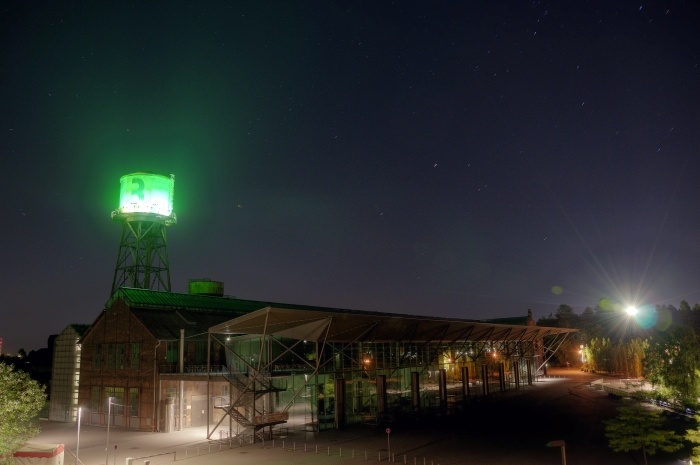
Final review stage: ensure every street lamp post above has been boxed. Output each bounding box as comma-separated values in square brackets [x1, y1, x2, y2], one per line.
[76, 407, 81, 465]
[106, 397, 113, 465]
[106, 397, 126, 465]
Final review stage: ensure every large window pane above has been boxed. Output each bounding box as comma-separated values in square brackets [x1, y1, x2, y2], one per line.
[91, 386, 101, 413]
[115, 344, 125, 370]
[93, 344, 101, 370]
[106, 344, 115, 370]
[195, 342, 206, 363]
[129, 388, 138, 417]
[131, 343, 140, 370]
[166, 341, 179, 363]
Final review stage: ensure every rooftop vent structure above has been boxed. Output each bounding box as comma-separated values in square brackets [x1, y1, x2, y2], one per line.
[188, 279, 224, 297]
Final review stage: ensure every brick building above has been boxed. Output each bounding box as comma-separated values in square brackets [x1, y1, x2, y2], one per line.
[78, 285, 350, 431]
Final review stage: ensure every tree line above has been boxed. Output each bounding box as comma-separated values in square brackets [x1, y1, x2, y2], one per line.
[538, 300, 700, 406]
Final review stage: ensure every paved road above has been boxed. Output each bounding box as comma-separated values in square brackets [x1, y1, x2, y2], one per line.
[34, 368, 695, 465]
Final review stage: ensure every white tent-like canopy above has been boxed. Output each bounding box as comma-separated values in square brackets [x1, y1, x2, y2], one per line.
[208, 306, 577, 343]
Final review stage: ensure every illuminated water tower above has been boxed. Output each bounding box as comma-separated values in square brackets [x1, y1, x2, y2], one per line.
[111, 173, 176, 294]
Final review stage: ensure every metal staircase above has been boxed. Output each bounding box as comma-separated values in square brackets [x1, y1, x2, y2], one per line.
[213, 366, 287, 441]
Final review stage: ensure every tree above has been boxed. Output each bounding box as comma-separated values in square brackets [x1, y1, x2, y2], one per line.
[0, 363, 46, 464]
[645, 326, 700, 404]
[555, 304, 578, 329]
[686, 414, 700, 463]
[605, 401, 683, 465]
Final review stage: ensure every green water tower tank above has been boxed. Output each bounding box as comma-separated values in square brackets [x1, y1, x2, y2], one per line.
[188, 279, 224, 296]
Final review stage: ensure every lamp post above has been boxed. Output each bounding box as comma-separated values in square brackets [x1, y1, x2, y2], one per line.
[106, 397, 113, 465]
[106, 397, 126, 465]
[579, 344, 584, 363]
[76, 407, 81, 465]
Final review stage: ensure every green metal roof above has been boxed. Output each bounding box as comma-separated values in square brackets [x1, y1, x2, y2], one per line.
[108, 287, 395, 316]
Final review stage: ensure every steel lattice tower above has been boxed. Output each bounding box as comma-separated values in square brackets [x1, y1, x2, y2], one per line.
[111, 173, 176, 294]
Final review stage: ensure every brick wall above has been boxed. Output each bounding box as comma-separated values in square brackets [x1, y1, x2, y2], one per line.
[79, 298, 161, 430]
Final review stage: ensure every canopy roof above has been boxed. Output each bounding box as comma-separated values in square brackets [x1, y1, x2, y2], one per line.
[209, 306, 576, 343]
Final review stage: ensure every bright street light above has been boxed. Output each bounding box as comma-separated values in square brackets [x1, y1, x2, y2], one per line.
[625, 306, 638, 316]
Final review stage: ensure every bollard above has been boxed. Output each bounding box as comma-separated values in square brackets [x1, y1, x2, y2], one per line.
[379, 452, 381, 462]
[393, 453, 395, 462]
[316, 445, 318, 454]
[219, 443, 221, 451]
[229, 439, 231, 449]
[305, 444, 307, 452]
[404, 454, 407, 464]
[328, 446, 330, 456]
[283, 440, 285, 450]
[273, 439, 275, 448]
[294, 442, 296, 451]
[340, 448, 342, 457]
[353, 449, 355, 459]
[365, 451, 368, 461]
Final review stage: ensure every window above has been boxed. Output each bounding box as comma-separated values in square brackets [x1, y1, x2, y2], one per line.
[94, 344, 101, 370]
[106, 344, 116, 370]
[129, 388, 138, 417]
[115, 343, 125, 370]
[195, 341, 206, 363]
[91, 386, 101, 413]
[166, 341, 179, 363]
[131, 343, 140, 370]
[104, 387, 124, 415]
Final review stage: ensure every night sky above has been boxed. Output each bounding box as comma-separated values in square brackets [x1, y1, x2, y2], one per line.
[2, 1, 699, 354]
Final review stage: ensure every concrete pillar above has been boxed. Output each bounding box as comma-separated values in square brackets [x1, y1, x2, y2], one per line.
[334, 378, 345, 429]
[499, 363, 506, 392]
[377, 375, 387, 414]
[526, 359, 533, 385]
[411, 372, 420, 412]
[481, 364, 489, 396]
[461, 366, 470, 398]
[438, 369, 447, 407]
